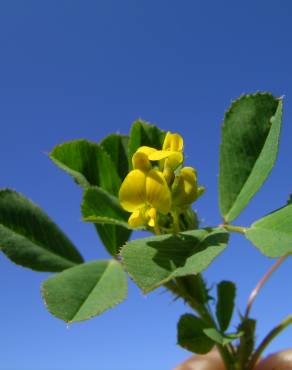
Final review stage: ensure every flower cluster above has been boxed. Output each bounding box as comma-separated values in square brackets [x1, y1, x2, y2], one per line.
[119, 131, 204, 233]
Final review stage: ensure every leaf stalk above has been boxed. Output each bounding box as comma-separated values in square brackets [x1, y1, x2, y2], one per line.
[220, 224, 246, 234]
[244, 254, 288, 319]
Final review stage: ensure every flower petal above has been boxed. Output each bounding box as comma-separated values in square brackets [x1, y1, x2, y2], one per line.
[163, 132, 183, 152]
[163, 167, 175, 184]
[137, 146, 157, 156]
[162, 132, 172, 150]
[165, 152, 184, 169]
[132, 151, 151, 171]
[146, 207, 157, 227]
[146, 169, 171, 214]
[119, 169, 146, 212]
[148, 150, 174, 161]
[128, 210, 145, 228]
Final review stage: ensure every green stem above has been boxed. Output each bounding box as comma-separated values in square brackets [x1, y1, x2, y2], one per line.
[200, 302, 234, 370]
[220, 224, 246, 234]
[165, 219, 236, 368]
[166, 277, 234, 370]
[247, 315, 292, 370]
[165, 278, 210, 322]
[171, 211, 180, 233]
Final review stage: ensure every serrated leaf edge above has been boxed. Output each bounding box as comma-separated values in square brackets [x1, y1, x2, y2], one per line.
[82, 215, 132, 229]
[220, 93, 283, 222]
[41, 259, 128, 323]
[0, 188, 84, 268]
[120, 229, 228, 293]
[49, 138, 121, 193]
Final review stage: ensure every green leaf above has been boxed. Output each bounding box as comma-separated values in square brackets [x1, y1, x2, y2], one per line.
[177, 314, 214, 354]
[50, 139, 121, 195]
[128, 120, 166, 167]
[50, 139, 131, 256]
[42, 260, 127, 323]
[100, 134, 129, 181]
[203, 328, 241, 346]
[165, 275, 211, 314]
[81, 186, 132, 255]
[203, 328, 227, 345]
[287, 194, 292, 205]
[82, 187, 131, 228]
[0, 189, 83, 272]
[178, 275, 210, 306]
[94, 224, 132, 258]
[245, 204, 292, 257]
[219, 94, 283, 222]
[216, 281, 236, 332]
[238, 318, 256, 365]
[121, 228, 229, 293]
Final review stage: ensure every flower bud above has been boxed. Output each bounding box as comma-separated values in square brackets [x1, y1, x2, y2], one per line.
[172, 167, 204, 207]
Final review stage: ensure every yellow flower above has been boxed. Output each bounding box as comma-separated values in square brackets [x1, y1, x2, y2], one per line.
[148, 131, 184, 169]
[119, 131, 204, 231]
[132, 150, 152, 172]
[172, 167, 205, 207]
[119, 164, 171, 228]
[133, 132, 184, 171]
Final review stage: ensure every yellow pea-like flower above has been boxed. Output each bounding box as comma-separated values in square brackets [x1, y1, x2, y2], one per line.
[119, 169, 147, 212]
[172, 167, 205, 207]
[119, 167, 171, 228]
[119, 131, 204, 232]
[132, 151, 151, 172]
[128, 210, 145, 228]
[148, 131, 184, 170]
[146, 207, 157, 228]
[130, 132, 184, 173]
[136, 146, 157, 156]
[162, 131, 183, 152]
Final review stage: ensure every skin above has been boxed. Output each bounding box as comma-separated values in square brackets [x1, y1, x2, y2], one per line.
[173, 350, 226, 370]
[174, 349, 292, 370]
[255, 349, 292, 370]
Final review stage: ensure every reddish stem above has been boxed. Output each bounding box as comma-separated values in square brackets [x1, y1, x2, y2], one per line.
[244, 255, 288, 319]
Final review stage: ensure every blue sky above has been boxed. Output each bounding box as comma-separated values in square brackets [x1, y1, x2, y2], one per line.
[0, 1, 292, 369]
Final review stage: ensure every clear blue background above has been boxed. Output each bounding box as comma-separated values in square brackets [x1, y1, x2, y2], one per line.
[0, 1, 292, 369]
